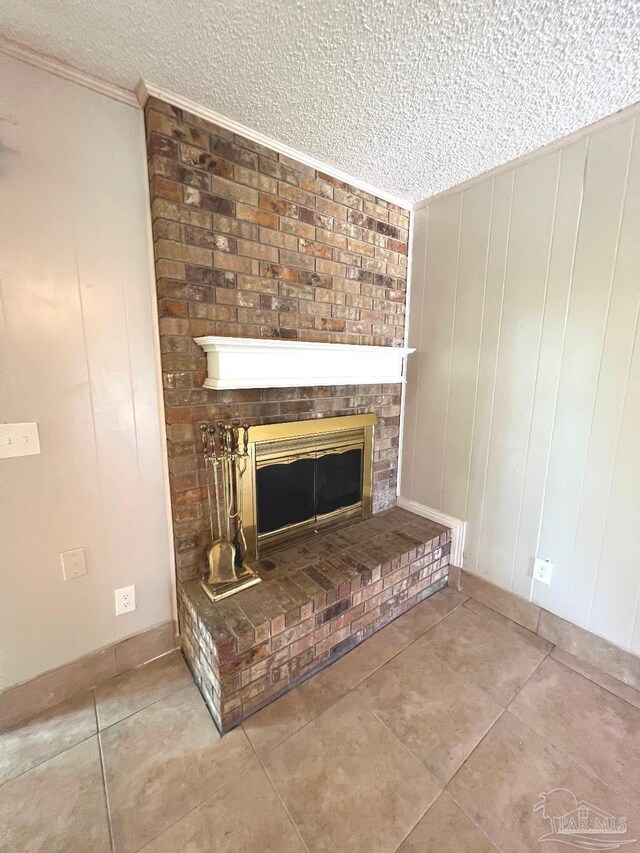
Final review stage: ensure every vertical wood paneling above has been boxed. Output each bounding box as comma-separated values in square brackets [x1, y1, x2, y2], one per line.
[577, 121, 640, 643]
[410, 194, 461, 509]
[0, 55, 172, 688]
[564, 123, 640, 629]
[441, 181, 493, 519]
[477, 153, 559, 589]
[464, 172, 513, 574]
[400, 206, 428, 498]
[510, 140, 587, 599]
[402, 105, 640, 653]
[534, 119, 635, 616]
[593, 319, 640, 651]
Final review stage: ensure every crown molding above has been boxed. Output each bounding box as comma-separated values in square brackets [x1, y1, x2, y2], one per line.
[413, 99, 640, 210]
[0, 36, 139, 107]
[137, 79, 413, 211]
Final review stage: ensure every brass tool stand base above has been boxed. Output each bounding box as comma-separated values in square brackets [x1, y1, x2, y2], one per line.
[200, 563, 261, 603]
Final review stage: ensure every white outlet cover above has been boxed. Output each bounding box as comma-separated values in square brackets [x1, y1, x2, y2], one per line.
[61, 548, 87, 580]
[115, 585, 136, 615]
[533, 558, 553, 585]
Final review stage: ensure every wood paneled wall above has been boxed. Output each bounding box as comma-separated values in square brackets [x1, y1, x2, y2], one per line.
[402, 106, 640, 653]
[0, 55, 173, 689]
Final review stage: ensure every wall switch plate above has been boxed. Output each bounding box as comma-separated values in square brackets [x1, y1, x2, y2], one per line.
[533, 557, 553, 585]
[0, 423, 40, 458]
[61, 548, 87, 580]
[115, 585, 136, 615]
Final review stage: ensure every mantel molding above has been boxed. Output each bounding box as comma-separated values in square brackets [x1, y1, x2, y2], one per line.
[194, 336, 415, 390]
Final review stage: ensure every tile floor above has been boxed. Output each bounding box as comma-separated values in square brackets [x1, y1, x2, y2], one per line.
[2, 586, 640, 852]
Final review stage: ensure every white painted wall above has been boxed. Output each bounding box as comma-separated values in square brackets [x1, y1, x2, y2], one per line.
[0, 53, 173, 689]
[402, 104, 640, 654]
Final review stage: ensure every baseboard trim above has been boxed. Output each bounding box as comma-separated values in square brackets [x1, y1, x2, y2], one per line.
[0, 620, 178, 729]
[397, 496, 466, 567]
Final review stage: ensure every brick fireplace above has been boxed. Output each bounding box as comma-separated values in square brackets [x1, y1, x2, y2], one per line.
[144, 96, 450, 730]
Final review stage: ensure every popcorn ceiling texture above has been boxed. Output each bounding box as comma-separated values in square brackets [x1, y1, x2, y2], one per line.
[4, 0, 640, 200]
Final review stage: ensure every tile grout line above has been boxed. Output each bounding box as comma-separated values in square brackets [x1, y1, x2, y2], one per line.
[94, 690, 115, 853]
[241, 591, 465, 758]
[442, 615, 639, 835]
[246, 733, 312, 853]
[501, 700, 639, 812]
[443, 707, 511, 852]
[229, 596, 474, 852]
[350, 697, 447, 850]
[502, 645, 553, 710]
[461, 585, 640, 709]
[96, 673, 193, 735]
[0, 700, 99, 790]
[129, 762, 259, 853]
[505, 657, 640, 811]
[549, 649, 640, 712]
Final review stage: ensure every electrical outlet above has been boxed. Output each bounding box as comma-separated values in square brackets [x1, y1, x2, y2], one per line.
[0, 423, 40, 459]
[115, 585, 136, 615]
[61, 548, 87, 580]
[533, 557, 553, 585]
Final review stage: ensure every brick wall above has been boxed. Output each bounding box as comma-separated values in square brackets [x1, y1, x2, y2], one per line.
[144, 97, 410, 583]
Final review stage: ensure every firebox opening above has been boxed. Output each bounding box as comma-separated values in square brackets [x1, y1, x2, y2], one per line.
[256, 446, 364, 538]
[238, 414, 376, 560]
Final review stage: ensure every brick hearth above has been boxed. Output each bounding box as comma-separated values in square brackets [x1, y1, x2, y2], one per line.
[178, 508, 450, 732]
[143, 95, 420, 731]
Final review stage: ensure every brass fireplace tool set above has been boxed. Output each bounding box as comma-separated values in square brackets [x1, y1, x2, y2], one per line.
[199, 421, 261, 603]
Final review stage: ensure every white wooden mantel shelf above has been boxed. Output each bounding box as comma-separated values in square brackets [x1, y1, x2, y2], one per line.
[194, 336, 415, 390]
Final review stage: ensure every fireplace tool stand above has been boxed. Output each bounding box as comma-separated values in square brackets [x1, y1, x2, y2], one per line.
[199, 421, 261, 603]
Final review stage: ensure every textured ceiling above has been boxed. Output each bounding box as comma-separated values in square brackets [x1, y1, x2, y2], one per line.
[3, 0, 640, 202]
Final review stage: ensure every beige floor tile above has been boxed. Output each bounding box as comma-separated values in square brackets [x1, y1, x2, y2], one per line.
[397, 791, 499, 852]
[391, 589, 463, 640]
[356, 643, 502, 783]
[141, 763, 305, 852]
[263, 692, 441, 853]
[440, 585, 469, 604]
[448, 712, 640, 852]
[421, 606, 547, 706]
[101, 683, 257, 853]
[0, 737, 110, 853]
[95, 649, 192, 730]
[0, 691, 96, 785]
[509, 656, 640, 807]
[328, 623, 410, 687]
[550, 646, 640, 711]
[538, 609, 640, 690]
[242, 664, 349, 756]
[463, 598, 552, 653]
[460, 569, 541, 632]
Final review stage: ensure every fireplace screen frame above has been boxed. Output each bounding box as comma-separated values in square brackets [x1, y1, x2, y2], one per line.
[239, 414, 376, 561]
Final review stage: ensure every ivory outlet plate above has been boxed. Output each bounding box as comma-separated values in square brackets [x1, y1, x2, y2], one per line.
[0, 423, 40, 458]
[61, 548, 87, 580]
[115, 585, 136, 615]
[533, 558, 553, 585]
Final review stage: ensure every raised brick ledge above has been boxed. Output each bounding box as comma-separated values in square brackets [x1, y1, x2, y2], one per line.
[178, 507, 451, 732]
